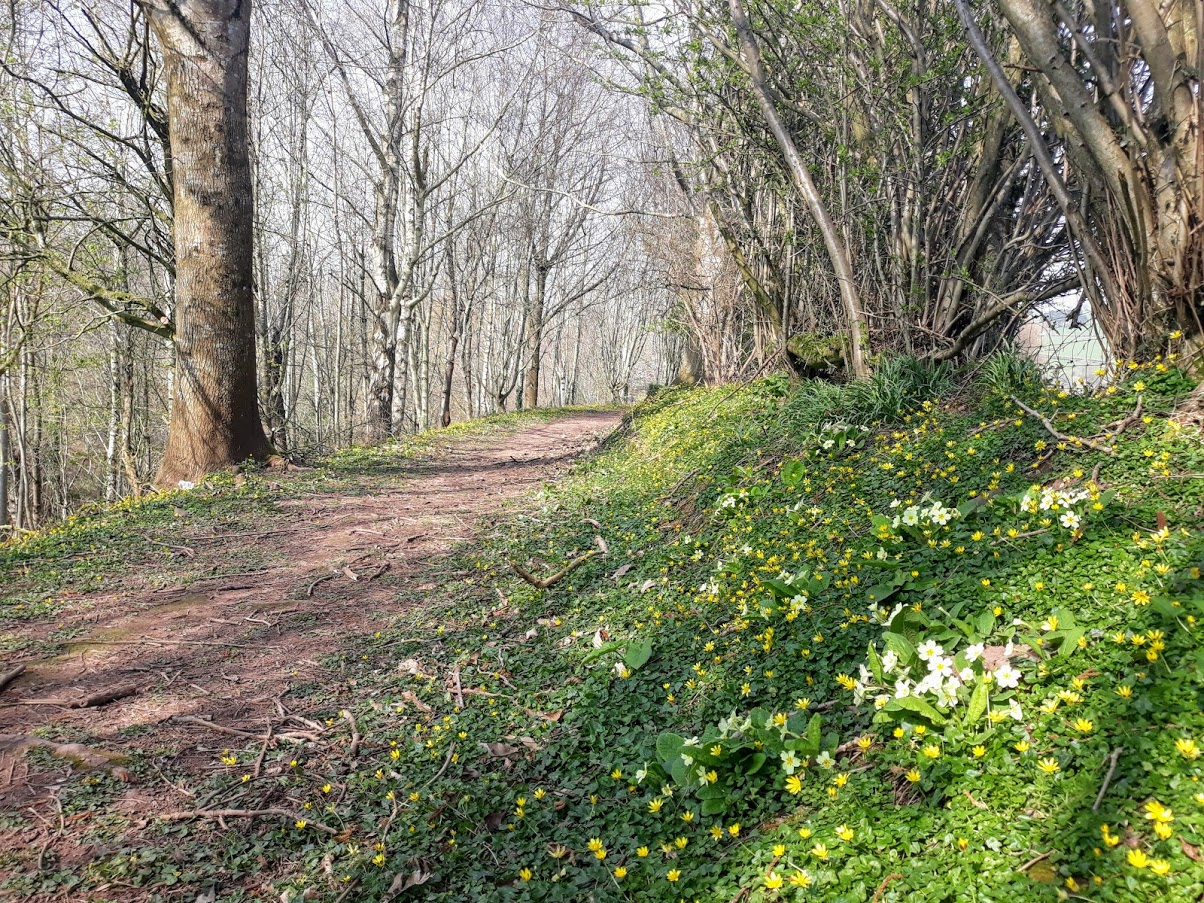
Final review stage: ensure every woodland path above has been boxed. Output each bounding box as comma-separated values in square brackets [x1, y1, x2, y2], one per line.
[0, 411, 621, 838]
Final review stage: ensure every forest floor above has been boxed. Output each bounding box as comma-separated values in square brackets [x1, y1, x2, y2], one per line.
[0, 408, 620, 898]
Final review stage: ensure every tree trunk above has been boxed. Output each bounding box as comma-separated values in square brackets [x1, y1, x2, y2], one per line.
[727, 0, 870, 379]
[522, 264, 547, 409]
[147, 0, 272, 488]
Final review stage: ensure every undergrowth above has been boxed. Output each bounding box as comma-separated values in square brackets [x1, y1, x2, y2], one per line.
[2, 360, 1202, 902]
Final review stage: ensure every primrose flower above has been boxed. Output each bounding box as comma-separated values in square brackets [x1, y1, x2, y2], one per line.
[917, 640, 944, 662]
[963, 643, 984, 663]
[780, 751, 802, 774]
[993, 663, 1021, 689]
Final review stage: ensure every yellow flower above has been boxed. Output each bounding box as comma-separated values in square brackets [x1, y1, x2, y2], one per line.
[611, 768, 622, 779]
[1014, 741, 1030, 753]
[1072, 717, 1094, 733]
[648, 798, 663, 813]
[785, 775, 803, 795]
[922, 744, 941, 759]
[972, 745, 986, 758]
[957, 838, 969, 851]
[765, 871, 784, 889]
[856, 735, 873, 750]
[666, 869, 681, 882]
[636, 846, 649, 857]
[613, 866, 627, 879]
[1175, 738, 1201, 760]
[1117, 685, 1133, 698]
[588, 838, 603, 852]
[294, 820, 307, 829]
[372, 852, 385, 866]
[836, 824, 855, 841]
[789, 869, 813, 887]
[1150, 859, 1171, 877]
[797, 827, 812, 839]
[1144, 800, 1173, 823]
[728, 823, 741, 836]
[673, 837, 688, 850]
[1127, 848, 1149, 869]
[906, 769, 921, 783]
[1154, 822, 1173, 841]
[1037, 757, 1059, 774]
[519, 867, 532, 881]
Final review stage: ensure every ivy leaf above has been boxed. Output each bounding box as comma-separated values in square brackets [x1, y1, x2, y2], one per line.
[624, 638, 653, 670]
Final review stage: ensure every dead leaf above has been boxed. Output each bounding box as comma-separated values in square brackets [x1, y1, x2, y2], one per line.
[398, 659, 422, 676]
[611, 563, 633, 580]
[592, 627, 610, 648]
[583, 518, 602, 529]
[342, 566, 359, 582]
[594, 535, 609, 554]
[480, 742, 521, 758]
[557, 635, 575, 648]
[1182, 838, 1201, 861]
[521, 628, 539, 642]
[640, 579, 655, 593]
[385, 858, 433, 897]
[514, 736, 542, 752]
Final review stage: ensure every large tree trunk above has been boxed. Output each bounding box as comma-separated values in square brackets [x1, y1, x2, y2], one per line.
[147, 0, 272, 488]
[521, 264, 548, 409]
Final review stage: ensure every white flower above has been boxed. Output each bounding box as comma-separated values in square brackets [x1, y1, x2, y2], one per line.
[964, 643, 985, 663]
[1060, 511, 1081, 530]
[822, 439, 835, 450]
[874, 694, 889, 709]
[936, 682, 959, 708]
[901, 506, 920, 526]
[894, 678, 912, 699]
[994, 663, 1022, 689]
[815, 751, 834, 769]
[917, 640, 944, 662]
[1008, 699, 1024, 721]
[889, 499, 901, 509]
[635, 764, 648, 784]
[881, 650, 899, 674]
[928, 656, 955, 677]
[178, 480, 195, 491]
[780, 751, 802, 774]
[614, 662, 631, 678]
[958, 667, 975, 683]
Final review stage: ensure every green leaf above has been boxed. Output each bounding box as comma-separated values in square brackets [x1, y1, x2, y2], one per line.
[744, 752, 768, 775]
[885, 695, 947, 725]
[803, 714, 823, 757]
[624, 638, 653, 670]
[656, 732, 685, 764]
[701, 798, 727, 816]
[865, 584, 901, 605]
[1056, 627, 1085, 658]
[975, 609, 995, 637]
[966, 681, 988, 724]
[882, 632, 918, 668]
[781, 460, 805, 487]
[867, 643, 884, 683]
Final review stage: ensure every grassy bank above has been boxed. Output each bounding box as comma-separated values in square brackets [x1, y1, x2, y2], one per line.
[3, 363, 1202, 902]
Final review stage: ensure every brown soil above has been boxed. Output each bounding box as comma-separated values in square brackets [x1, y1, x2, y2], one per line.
[0, 411, 620, 890]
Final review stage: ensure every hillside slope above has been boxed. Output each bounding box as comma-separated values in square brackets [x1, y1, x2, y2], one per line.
[3, 359, 1203, 902]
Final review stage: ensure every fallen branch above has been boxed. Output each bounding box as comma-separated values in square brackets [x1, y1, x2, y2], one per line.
[0, 733, 129, 778]
[0, 664, 26, 694]
[159, 807, 339, 835]
[509, 550, 596, 590]
[18, 685, 141, 709]
[307, 573, 335, 596]
[1093, 747, 1124, 812]
[1010, 396, 1115, 455]
[170, 715, 317, 744]
[450, 668, 465, 709]
[872, 873, 904, 903]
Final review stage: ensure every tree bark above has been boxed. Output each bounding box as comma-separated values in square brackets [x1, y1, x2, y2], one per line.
[147, 0, 272, 488]
[726, 0, 870, 379]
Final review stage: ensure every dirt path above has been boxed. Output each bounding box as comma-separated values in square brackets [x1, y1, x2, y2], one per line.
[0, 411, 620, 819]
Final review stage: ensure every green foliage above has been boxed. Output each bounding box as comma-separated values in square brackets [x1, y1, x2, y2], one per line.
[843, 356, 954, 423]
[4, 362, 1203, 902]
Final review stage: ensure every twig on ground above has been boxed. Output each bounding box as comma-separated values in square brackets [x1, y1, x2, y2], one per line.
[1010, 396, 1115, 454]
[159, 807, 339, 835]
[1018, 851, 1051, 872]
[1093, 747, 1124, 812]
[872, 874, 905, 902]
[509, 550, 596, 589]
[450, 668, 464, 709]
[341, 710, 361, 759]
[307, 573, 335, 596]
[252, 722, 274, 778]
[420, 743, 456, 789]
